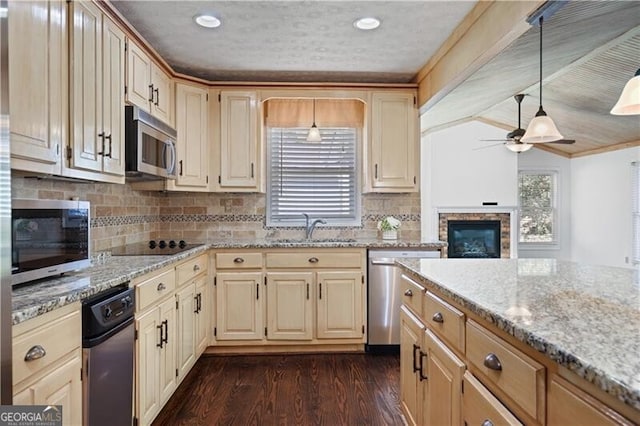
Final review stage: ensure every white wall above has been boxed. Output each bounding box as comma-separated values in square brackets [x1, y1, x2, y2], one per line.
[421, 120, 518, 239]
[517, 148, 572, 260]
[570, 147, 639, 268]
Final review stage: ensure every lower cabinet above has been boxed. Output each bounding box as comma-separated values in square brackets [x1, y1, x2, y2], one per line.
[216, 271, 264, 341]
[266, 272, 314, 341]
[316, 271, 364, 339]
[400, 306, 425, 426]
[12, 303, 82, 426]
[463, 371, 523, 426]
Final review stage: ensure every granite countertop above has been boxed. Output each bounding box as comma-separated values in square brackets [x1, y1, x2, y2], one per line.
[12, 239, 444, 325]
[396, 258, 640, 412]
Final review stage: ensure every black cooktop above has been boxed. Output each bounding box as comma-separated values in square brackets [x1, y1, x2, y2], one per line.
[111, 240, 202, 256]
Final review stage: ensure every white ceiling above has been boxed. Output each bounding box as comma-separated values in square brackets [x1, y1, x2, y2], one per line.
[111, 0, 477, 83]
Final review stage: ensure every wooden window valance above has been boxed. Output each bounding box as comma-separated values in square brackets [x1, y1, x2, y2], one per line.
[264, 98, 365, 128]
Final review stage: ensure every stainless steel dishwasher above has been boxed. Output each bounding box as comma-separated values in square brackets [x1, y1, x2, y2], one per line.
[367, 249, 440, 353]
[82, 285, 135, 426]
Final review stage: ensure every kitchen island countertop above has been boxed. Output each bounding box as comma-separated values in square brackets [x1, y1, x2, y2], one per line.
[396, 258, 640, 412]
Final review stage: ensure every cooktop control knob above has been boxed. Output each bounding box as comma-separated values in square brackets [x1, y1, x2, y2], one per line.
[121, 296, 132, 308]
[149, 240, 157, 249]
[179, 240, 186, 248]
[159, 240, 167, 249]
[169, 240, 177, 248]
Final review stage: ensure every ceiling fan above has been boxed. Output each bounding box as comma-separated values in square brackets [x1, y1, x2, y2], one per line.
[480, 94, 575, 152]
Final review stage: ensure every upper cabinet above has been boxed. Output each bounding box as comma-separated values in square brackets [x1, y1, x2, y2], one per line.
[217, 91, 261, 192]
[367, 91, 419, 193]
[66, 1, 126, 183]
[9, 0, 67, 175]
[126, 39, 174, 126]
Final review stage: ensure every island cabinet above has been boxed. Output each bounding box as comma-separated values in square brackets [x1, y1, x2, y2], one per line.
[399, 270, 638, 426]
[12, 303, 82, 426]
[8, 0, 67, 175]
[125, 39, 174, 126]
[211, 249, 366, 351]
[133, 252, 210, 426]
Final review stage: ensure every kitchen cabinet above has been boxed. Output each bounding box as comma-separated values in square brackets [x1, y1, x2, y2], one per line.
[463, 371, 523, 426]
[215, 271, 264, 341]
[218, 90, 261, 191]
[67, 1, 126, 183]
[367, 91, 418, 193]
[8, 0, 67, 175]
[195, 275, 210, 356]
[400, 306, 426, 426]
[316, 271, 364, 339]
[12, 303, 82, 426]
[265, 272, 314, 341]
[126, 39, 174, 126]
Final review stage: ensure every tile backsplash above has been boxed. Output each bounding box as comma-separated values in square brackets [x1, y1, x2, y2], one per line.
[11, 175, 421, 251]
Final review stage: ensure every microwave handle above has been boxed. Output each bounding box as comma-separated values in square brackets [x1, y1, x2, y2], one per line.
[164, 140, 176, 175]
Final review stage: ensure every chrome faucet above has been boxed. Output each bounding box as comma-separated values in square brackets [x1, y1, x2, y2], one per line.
[303, 213, 326, 239]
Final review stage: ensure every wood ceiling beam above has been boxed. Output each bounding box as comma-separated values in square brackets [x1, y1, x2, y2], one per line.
[414, 0, 545, 113]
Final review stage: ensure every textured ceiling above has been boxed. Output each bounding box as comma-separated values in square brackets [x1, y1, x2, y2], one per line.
[110, 0, 477, 83]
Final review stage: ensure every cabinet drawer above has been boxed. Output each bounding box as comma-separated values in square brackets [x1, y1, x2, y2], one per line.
[466, 320, 545, 423]
[176, 254, 208, 284]
[425, 291, 465, 353]
[13, 307, 81, 386]
[216, 252, 262, 269]
[462, 371, 523, 426]
[400, 273, 424, 317]
[136, 269, 176, 312]
[266, 252, 362, 268]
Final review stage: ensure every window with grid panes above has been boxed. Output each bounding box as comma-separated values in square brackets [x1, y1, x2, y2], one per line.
[266, 127, 361, 227]
[518, 171, 558, 244]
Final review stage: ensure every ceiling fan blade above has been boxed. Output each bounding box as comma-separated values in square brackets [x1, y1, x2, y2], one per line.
[473, 142, 505, 150]
[479, 139, 510, 142]
[549, 139, 575, 144]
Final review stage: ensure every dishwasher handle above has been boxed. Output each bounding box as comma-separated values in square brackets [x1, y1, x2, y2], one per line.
[370, 260, 397, 266]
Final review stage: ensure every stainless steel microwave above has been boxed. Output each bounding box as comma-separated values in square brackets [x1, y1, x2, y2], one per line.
[124, 106, 177, 180]
[11, 199, 91, 285]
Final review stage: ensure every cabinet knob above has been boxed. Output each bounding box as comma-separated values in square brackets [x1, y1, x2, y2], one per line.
[233, 257, 244, 264]
[193, 264, 201, 272]
[481, 420, 494, 426]
[483, 353, 502, 371]
[24, 345, 46, 362]
[308, 257, 319, 263]
[404, 289, 413, 297]
[157, 282, 166, 291]
[432, 312, 444, 323]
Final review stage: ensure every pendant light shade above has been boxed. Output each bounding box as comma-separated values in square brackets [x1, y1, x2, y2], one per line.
[611, 68, 640, 115]
[521, 16, 563, 144]
[505, 141, 533, 153]
[306, 99, 322, 142]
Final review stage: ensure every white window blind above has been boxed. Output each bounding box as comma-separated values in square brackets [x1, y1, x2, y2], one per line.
[267, 127, 360, 226]
[632, 162, 640, 264]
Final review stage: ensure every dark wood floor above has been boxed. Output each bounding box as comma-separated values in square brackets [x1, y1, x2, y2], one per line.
[152, 353, 404, 426]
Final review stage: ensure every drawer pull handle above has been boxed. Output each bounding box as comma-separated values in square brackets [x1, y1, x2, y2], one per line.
[193, 264, 201, 272]
[412, 344, 420, 373]
[308, 257, 319, 263]
[483, 353, 502, 371]
[157, 282, 166, 291]
[432, 312, 444, 323]
[404, 289, 413, 297]
[233, 257, 245, 264]
[24, 345, 46, 362]
[482, 420, 494, 426]
[419, 350, 428, 382]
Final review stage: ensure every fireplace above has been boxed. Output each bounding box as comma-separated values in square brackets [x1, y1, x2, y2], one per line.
[447, 220, 501, 258]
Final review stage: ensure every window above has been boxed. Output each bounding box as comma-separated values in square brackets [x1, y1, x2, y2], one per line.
[632, 162, 640, 264]
[266, 127, 360, 227]
[518, 171, 557, 244]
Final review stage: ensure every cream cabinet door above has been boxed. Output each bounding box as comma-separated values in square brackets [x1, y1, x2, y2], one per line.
[151, 63, 174, 125]
[216, 272, 264, 340]
[424, 328, 465, 426]
[9, 0, 66, 173]
[176, 283, 196, 383]
[369, 92, 418, 192]
[219, 91, 259, 190]
[14, 354, 82, 426]
[266, 272, 314, 341]
[158, 297, 177, 405]
[194, 275, 210, 356]
[400, 306, 426, 426]
[174, 83, 209, 188]
[101, 16, 126, 176]
[126, 40, 152, 111]
[316, 271, 364, 339]
[70, 0, 103, 173]
[135, 308, 161, 426]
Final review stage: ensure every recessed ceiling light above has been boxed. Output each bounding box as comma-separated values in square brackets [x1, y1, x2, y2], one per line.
[194, 14, 221, 29]
[353, 17, 381, 31]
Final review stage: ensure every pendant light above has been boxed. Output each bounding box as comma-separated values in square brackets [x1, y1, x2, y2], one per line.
[611, 68, 640, 115]
[306, 99, 322, 142]
[521, 16, 563, 144]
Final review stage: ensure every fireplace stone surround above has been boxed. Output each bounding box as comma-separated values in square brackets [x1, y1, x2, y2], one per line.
[438, 210, 514, 258]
